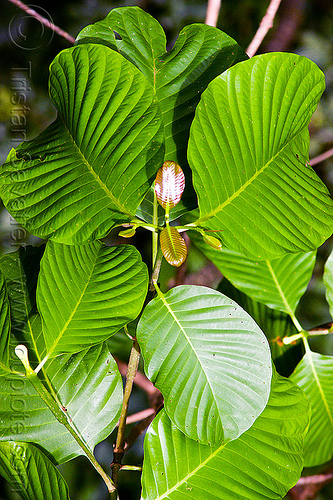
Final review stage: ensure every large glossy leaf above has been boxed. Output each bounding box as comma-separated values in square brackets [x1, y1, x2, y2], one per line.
[0, 442, 70, 500]
[0, 343, 122, 464]
[189, 230, 316, 314]
[37, 241, 148, 358]
[137, 285, 272, 445]
[76, 6, 248, 220]
[290, 348, 333, 467]
[0, 44, 164, 243]
[219, 279, 302, 377]
[141, 374, 309, 500]
[0, 247, 123, 464]
[188, 52, 333, 259]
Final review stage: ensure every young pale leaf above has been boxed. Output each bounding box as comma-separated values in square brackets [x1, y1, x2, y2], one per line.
[141, 374, 309, 500]
[290, 349, 333, 467]
[76, 6, 248, 221]
[155, 161, 185, 210]
[137, 285, 272, 445]
[118, 226, 137, 238]
[37, 241, 148, 357]
[0, 44, 164, 244]
[0, 442, 70, 500]
[202, 232, 222, 250]
[188, 52, 333, 259]
[160, 227, 187, 267]
[190, 230, 316, 314]
[0, 343, 122, 464]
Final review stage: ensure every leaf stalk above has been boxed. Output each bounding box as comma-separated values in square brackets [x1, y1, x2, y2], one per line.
[15, 345, 116, 495]
[112, 338, 141, 488]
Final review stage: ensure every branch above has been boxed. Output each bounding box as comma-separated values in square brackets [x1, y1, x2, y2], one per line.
[112, 339, 141, 489]
[310, 147, 333, 167]
[116, 358, 158, 399]
[288, 469, 333, 500]
[246, 0, 283, 57]
[7, 0, 75, 44]
[124, 409, 158, 452]
[125, 408, 155, 425]
[264, 0, 305, 53]
[205, 0, 221, 27]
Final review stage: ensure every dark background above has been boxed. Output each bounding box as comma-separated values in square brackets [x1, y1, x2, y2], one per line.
[1, 0, 333, 499]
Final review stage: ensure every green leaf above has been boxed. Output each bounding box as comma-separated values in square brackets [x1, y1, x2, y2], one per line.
[141, 374, 309, 500]
[137, 285, 272, 445]
[76, 6, 167, 81]
[160, 227, 187, 267]
[0, 44, 164, 243]
[218, 279, 302, 377]
[188, 52, 333, 259]
[76, 6, 248, 220]
[0, 343, 122, 464]
[290, 348, 333, 467]
[0, 246, 45, 369]
[0, 441, 70, 500]
[324, 249, 333, 316]
[37, 241, 148, 358]
[0, 269, 11, 370]
[0, 247, 123, 464]
[189, 230, 316, 314]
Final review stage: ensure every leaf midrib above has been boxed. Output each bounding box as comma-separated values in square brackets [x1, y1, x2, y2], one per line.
[155, 288, 217, 412]
[61, 118, 135, 220]
[155, 438, 226, 499]
[265, 260, 294, 317]
[45, 251, 97, 358]
[194, 130, 301, 225]
[305, 343, 333, 430]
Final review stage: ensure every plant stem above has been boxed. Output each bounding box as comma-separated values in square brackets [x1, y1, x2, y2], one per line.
[283, 331, 307, 345]
[152, 188, 159, 267]
[112, 338, 141, 489]
[246, 0, 282, 57]
[15, 345, 116, 495]
[310, 147, 333, 166]
[205, 0, 221, 27]
[151, 247, 163, 290]
[7, 0, 75, 44]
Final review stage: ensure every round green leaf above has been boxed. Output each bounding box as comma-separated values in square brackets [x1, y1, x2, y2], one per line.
[189, 52, 333, 259]
[137, 285, 272, 445]
[1, 44, 164, 243]
[141, 374, 309, 500]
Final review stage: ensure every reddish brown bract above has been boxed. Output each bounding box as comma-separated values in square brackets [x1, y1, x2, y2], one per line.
[154, 161, 185, 210]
